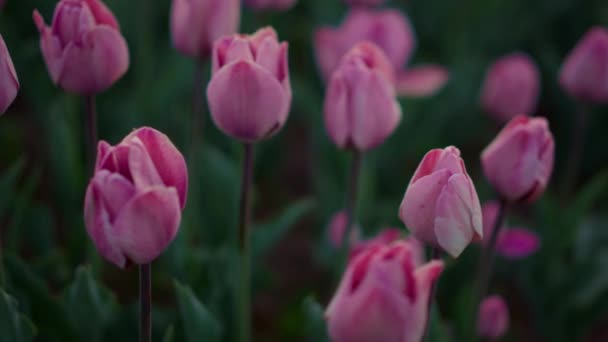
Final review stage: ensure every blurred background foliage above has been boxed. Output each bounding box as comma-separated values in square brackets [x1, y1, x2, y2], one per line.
[1, 0, 608, 341]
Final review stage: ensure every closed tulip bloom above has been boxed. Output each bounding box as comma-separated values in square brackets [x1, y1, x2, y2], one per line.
[481, 115, 554, 203]
[33, 0, 129, 95]
[478, 295, 510, 339]
[0, 34, 19, 114]
[324, 42, 401, 151]
[207, 27, 291, 142]
[244, 0, 296, 11]
[171, 0, 240, 60]
[399, 146, 483, 257]
[560, 27, 608, 103]
[481, 202, 540, 259]
[326, 240, 443, 342]
[480, 53, 540, 123]
[84, 127, 188, 268]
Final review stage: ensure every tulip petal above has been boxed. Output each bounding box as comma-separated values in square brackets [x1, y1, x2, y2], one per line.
[128, 138, 164, 190]
[497, 228, 540, 259]
[324, 72, 350, 148]
[84, 0, 120, 29]
[0, 35, 19, 113]
[113, 186, 181, 265]
[90, 170, 135, 220]
[396, 65, 449, 97]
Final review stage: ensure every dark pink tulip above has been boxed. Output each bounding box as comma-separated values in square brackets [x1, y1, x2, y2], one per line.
[399, 146, 482, 257]
[207, 27, 291, 142]
[480, 53, 540, 123]
[84, 127, 188, 268]
[481, 115, 554, 203]
[478, 295, 510, 339]
[328, 210, 361, 248]
[326, 240, 443, 342]
[33, 0, 129, 95]
[559, 27, 608, 103]
[324, 42, 401, 151]
[0, 34, 19, 114]
[244, 0, 296, 11]
[481, 202, 540, 259]
[344, 0, 385, 6]
[171, 0, 240, 60]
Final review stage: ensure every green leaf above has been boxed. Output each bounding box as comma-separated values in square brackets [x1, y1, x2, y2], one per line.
[302, 296, 329, 342]
[0, 289, 36, 342]
[162, 325, 175, 342]
[63, 266, 116, 342]
[251, 199, 315, 257]
[174, 281, 221, 342]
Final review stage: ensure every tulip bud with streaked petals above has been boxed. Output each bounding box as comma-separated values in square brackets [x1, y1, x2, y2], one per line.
[324, 42, 401, 151]
[480, 53, 540, 123]
[326, 240, 443, 342]
[207, 27, 291, 142]
[399, 146, 483, 257]
[244, 0, 296, 11]
[171, 0, 240, 60]
[559, 27, 608, 103]
[0, 34, 19, 114]
[33, 0, 129, 95]
[481, 115, 554, 203]
[84, 127, 188, 268]
[478, 295, 510, 339]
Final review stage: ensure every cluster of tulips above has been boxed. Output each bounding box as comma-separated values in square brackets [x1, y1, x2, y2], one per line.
[1, 0, 607, 341]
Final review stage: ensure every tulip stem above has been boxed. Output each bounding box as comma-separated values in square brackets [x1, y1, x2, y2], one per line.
[561, 103, 590, 198]
[139, 263, 151, 342]
[238, 143, 255, 342]
[423, 247, 442, 342]
[338, 151, 363, 271]
[83, 95, 98, 175]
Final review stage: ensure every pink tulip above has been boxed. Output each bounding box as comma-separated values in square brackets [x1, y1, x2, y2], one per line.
[559, 27, 608, 103]
[33, 0, 129, 95]
[0, 34, 19, 114]
[324, 42, 401, 151]
[207, 27, 291, 142]
[481, 115, 554, 203]
[326, 240, 443, 342]
[350, 228, 410, 261]
[328, 210, 361, 249]
[84, 127, 188, 268]
[314, 8, 449, 97]
[481, 202, 540, 259]
[344, 0, 385, 7]
[244, 0, 297, 11]
[478, 295, 510, 339]
[399, 146, 483, 257]
[480, 53, 540, 123]
[170, 0, 240, 60]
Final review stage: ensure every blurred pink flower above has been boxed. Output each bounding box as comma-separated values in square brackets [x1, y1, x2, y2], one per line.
[478, 295, 510, 339]
[328, 210, 361, 248]
[326, 240, 443, 342]
[0, 34, 19, 114]
[244, 0, 297, 11]
[33, 0, 129, 95]
[84, 127, 188, 268]
[349, 228, 405, 260]
[480, 53, 540, 123]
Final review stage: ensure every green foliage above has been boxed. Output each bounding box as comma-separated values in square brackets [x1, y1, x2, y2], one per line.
[174, 281, 221, 342]
[0, 289, 36, 342]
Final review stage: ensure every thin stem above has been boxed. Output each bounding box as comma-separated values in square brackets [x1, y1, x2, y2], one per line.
[191, 61, 206, 153]
[561, 103, 590, 197]
[423, 248, 441, 342]
[338, 151, 363, 271]
[238, 143, 255, 342]
[139, 263, 151, 342]
[83, 95, 98, 175]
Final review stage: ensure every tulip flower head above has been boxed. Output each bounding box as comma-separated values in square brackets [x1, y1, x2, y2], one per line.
[399, 146, 483, 257]
[207, 27, 291, 142]
[326, 240, 443, 342]
[171, 0, 241, 60]
[33, 0, 129, 95]
[481, 115, 554, 203]
[560, 27, 608, 103]
[0, 34, 19, 114]
[324, 42, 401, 151]
[244, 0, 297, 11]
[480, 53, 540, 123]
[84, 128, 188, 268]
[478, 295, 510, 339]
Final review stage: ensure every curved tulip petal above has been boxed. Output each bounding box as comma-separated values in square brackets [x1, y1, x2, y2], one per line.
[396, 65, 449, 97]
[84, 0, 120, 29]
[0, 35, 19, 113]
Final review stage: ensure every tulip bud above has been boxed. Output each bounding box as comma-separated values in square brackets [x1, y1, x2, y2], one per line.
[480, 53, 540, 123]
[350, 228, 405, 261]
[481, 115, 554, 203]
[244, 0, 297, 11]
[399, 146, 482, 257]
[207, 27, 291, 142]
[478, 295, 510, 339]
[0, 34, 19, 114]
[84, 127, 188, 268]
[481, 202, 540, 259]
[324, 42, 401, 151]
[170, 0, 240, 60]
[33, 0, 129, 95]
[326, 240, 443, 342]
[328, 210, 361, 249]
[559, 27, 608, 103]
[344, 0, 385, 7]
